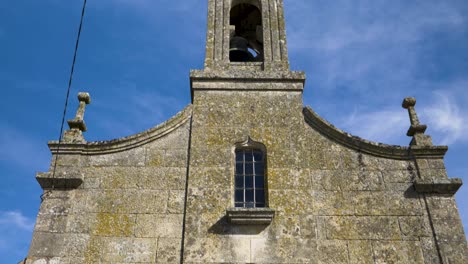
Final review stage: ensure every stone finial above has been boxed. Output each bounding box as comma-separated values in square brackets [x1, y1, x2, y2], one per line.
[63, 92, 91, 143]
[68, 92, 91, 131]
[402, 97, 433, 146]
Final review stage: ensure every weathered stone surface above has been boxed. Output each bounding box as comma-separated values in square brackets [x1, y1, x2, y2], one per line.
[24, 1, 467, 263]
[352, 191, 424, 216]
[157, 238, 181, 263]
[135, 214, 183, 238]
[324, 216, 402, 240]
[372, 240, 424, 264]
[99, 237, 157, 263]
[348, 240, 373, 264]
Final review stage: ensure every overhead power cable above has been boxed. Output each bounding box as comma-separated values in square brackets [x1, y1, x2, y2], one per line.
[44, 0, 88, 199]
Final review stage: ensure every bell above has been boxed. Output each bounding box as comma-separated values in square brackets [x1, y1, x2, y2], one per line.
[229, 36, 253, 62]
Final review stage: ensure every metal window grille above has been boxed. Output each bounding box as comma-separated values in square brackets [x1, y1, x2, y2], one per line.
[234, 149, 265, 208]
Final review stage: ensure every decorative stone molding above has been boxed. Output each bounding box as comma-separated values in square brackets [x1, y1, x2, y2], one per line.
[414, 178, 463, 195]
[190, 70, 306, 96]
[226, 207, 275, 225]
[48, 105, 192, 155]
[303, 106, 448, 160]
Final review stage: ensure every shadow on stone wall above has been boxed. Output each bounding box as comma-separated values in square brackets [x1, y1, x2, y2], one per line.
[208, 216, 268, 235]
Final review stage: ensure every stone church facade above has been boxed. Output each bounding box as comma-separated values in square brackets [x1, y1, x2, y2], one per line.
[23, 0, 467, 263]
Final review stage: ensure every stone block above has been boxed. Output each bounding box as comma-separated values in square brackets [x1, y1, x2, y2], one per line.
[49, 154, 88, 169]
[86, 190, 168, 214]
[34, 213, 67, 233]
[100, 237, 157, 263]
[348, 240, 373, 264]
[268, 189, 297, 215]
[341, 170, 384, 191]
[189, 147, 230, 167]
[164, 149, 188, 167]
[65, 213, 90, 233]
[186, 188, 229, 215]
[312, 191, 355, 216]
[146, 149, 164, 167]
[183, 236, 250, 263]
[310, 170, 341, 191]
[89, 147, 146, 167]
[398, 216, 431, 239]
[157, 238, 181, 263]
[189, 166, 230, 190]
[325, 216, 401, 240]
[439, 241, 468, 264]
[432, 215, 467, 243]
[420, 237, 441, 264]
[251, 237, 316, 263]
[382, 169, 416, 183]
[316, 240, 349, 264]
[168, 190, 185, 214]
[372, 241, 424, 264]
[135, 214, 183, 238]
[268, 168, 310, 190]
[90, 213, 136, 237]
[353, 191, 424, 216]
[28, 233, 89, 258]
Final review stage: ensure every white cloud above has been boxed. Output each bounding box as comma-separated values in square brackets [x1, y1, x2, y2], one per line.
[422, 90, 468, 145]
[286, 0, 467, 101]
[0, 211, 34, 231]
[337, 84, 468, 147]
[340, 108, 408, 145]
[0, 211, 34, 260]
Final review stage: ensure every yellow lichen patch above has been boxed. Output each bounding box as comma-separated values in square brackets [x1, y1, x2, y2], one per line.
[94, 213, 134, 237]
[84, 237, 101, 264]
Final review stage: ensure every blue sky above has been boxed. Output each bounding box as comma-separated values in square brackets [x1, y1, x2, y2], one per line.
[1, 0, 467, 262]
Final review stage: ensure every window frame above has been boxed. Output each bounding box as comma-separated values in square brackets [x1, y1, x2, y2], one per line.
[232, 137, 268, 208]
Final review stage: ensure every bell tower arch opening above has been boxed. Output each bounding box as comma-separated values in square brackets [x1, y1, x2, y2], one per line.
[229, 1, 264, 62]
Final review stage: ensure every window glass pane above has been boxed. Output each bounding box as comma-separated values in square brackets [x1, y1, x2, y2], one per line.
[235, 202, 243, 208]
[235, 151, 244, 162]
[245, 190, 254, 202]
[245, 163, 253, 175]
[253, 151, 263, 162]
[246, 202, 255, 208]
[245, 176, 253, 188]
[235, 176, 244, 188]
[245, 151, 253, 162]
[254, 163, 264, 175]
[255, 176, 264, 188]
[256, 203, 265, 208]
[235, 190, 244, 202]
[256, 190, 265, 203]
[235, 163, 243, 174]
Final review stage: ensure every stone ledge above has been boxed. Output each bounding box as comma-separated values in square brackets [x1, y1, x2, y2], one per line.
[190, 69, 306, 81]
[226, 207, 275, 225]
[414, 178, 462, 195]
[36, 172, 83, 189]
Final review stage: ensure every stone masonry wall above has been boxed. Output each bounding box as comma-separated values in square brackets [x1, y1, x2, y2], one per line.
[25, 115, 191, 264]
[181, 89, 460, 263]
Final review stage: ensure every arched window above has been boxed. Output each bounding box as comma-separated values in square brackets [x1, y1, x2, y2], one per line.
[234, 148, 266, 208]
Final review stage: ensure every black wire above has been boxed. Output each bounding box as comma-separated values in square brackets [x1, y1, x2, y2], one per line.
[43, 0, 88, 201]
